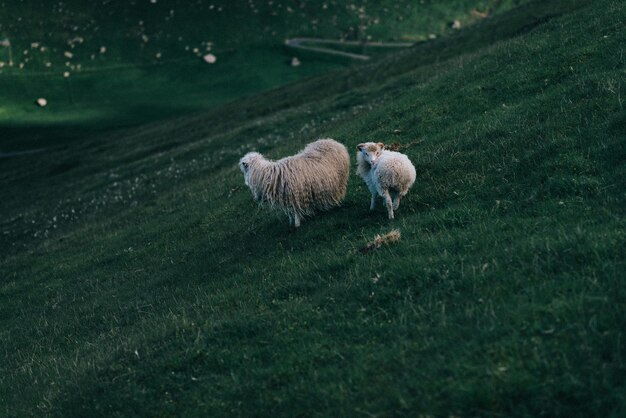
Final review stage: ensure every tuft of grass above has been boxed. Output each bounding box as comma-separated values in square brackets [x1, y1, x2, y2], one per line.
[359, 229, 402, 254]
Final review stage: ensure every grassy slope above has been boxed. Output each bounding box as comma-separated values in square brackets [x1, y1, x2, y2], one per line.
[0, 0, 527, 127]
[1, 0, 625, 416]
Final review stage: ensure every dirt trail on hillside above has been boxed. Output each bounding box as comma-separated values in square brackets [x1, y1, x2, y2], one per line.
[285, 38, 413, 61]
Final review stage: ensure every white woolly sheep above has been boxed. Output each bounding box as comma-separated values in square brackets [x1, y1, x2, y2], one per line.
[356, 142, 416, 220]
[239, 139, 350, 228]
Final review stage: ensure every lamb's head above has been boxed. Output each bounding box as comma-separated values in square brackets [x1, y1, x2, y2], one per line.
[357, 142, 385, 166]
[239, 152, 262, 186]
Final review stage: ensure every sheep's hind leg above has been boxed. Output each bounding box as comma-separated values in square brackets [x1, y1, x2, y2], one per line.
[392, 192, 401, 210]
[384, 190, 394, 220]
[288, 214, 294, 227]
[293, 213, 301, 228]
[370, 194, 377, 211]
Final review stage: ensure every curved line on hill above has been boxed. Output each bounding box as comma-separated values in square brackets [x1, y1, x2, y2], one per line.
[285, 38, 413, 61]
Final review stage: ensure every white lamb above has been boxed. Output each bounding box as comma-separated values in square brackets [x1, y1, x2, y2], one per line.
[239, 139, 350, 228]
[356, 142, 416, 220]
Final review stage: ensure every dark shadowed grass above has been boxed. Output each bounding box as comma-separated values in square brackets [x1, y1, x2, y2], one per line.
[1, 0, 625, 416]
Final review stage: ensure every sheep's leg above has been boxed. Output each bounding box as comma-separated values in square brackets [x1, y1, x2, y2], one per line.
[370, 194, 377, 211]
[392, 193, 401, 210]
[383, 190, 394, 220]
[293, 213, 301, 228]
[288, 214, 294, 227]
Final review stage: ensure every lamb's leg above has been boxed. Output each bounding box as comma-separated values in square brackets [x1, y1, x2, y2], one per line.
[383, 190, 394, 220]
[392, 192, 401, 210]
[370, 194, 377, 211]
[293, 213, 301, 228]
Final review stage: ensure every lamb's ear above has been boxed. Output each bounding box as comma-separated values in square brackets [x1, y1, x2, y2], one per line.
[377, 142, 385, 150]
[356, 143, 365, 151]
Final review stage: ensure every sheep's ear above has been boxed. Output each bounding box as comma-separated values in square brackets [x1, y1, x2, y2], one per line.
[377, 142, 385, 150]
[356, 143, 364, 151]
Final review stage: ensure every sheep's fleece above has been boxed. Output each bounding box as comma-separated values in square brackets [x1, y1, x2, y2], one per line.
[356, 142, 416, 219]
[239, 139, 350, 227]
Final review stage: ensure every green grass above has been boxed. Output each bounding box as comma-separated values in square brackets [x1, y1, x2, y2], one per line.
[1, 0, 625, 416]
[0, 0, 529, 127]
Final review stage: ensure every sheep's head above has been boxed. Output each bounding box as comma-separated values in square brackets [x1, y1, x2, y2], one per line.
[239, 152, 261, 186]
[357, 142, 385, 165]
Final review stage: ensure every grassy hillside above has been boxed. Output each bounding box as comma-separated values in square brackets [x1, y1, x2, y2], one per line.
[1, 0, 625, 416]
[0, 0, 528, 127]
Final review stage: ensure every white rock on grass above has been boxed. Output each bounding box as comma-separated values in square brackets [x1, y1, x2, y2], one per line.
[36, 98, 47, 107]
[203, 53, 216, 64]
[291, 57, 301, 67]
